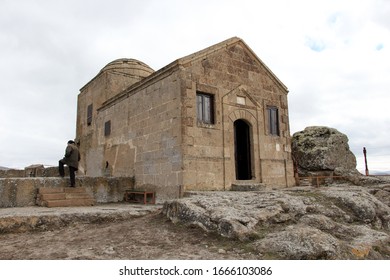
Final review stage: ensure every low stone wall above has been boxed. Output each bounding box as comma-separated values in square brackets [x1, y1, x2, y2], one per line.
[0, 176, 180, 207]
[0, 169, 25, 178]
[0, 177, 134, 207]
[0, 166, 66, 178]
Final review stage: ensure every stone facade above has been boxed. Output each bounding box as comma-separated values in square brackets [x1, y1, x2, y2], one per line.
[76, 37, 295, 195]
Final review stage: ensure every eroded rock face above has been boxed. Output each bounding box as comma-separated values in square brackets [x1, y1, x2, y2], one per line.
[292, 126, 357, 173]
[163, 183, 390, 259]
[254, 225, 341, 259]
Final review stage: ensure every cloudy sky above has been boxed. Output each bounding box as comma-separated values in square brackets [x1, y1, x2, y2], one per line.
[1, 0, 389, 173]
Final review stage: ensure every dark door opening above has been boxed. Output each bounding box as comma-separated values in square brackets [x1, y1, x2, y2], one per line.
[234, 119, 252, 180]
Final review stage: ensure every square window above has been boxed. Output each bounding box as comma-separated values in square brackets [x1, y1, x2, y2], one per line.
[267, 106, 279, 136]
[196, 92, 214, 124]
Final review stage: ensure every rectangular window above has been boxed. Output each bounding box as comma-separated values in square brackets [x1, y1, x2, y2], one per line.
[104, 120, 111, 136]
[87, 104, 93, 126]
[267, 106, 279, 136]
[196, 92, 214, 124]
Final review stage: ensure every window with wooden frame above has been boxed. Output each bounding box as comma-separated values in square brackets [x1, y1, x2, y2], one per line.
[267, 106, 280, 136]
[196, 92, 214, 124]
[104, 120, 111, 136]
[87, 104, 93, 126]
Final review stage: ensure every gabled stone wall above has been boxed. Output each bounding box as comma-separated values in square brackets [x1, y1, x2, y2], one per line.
[180, 41, 294, 190]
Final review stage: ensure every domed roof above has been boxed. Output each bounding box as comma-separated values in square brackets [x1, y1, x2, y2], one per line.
[101, 58, 154, 74]
[80, 58, 155, 95]
[101, 58, 155, 79]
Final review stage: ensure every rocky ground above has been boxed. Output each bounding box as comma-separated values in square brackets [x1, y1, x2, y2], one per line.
[164, 179, 390, 260]
[1, 179, 390, 260]
[0, 208, 259, 260]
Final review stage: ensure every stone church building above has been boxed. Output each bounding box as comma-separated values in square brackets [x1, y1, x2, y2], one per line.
[76, 37, 295, 195]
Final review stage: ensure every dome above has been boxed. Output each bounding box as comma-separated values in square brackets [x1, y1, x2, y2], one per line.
[80, 58, 155, 100]
[100, 58, 155, 82]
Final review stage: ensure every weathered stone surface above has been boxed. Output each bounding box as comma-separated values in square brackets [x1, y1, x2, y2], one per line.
[0, 203, 160, 234]
[371, 186, 390, 206]
[163, 182, 390, 259]
[292, 126, 357, 173]
[319, 186, 390, 228]
[254, 225, 341, 259]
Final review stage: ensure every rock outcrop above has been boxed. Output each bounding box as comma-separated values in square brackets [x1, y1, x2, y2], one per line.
[291, 126, 385, 185]
[292, 126, 357, 173]
[163, 182, 390, 259]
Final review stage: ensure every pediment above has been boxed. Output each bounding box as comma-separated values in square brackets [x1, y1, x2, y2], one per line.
[178, 37, 288, 92]
[223, 85, 260, 108]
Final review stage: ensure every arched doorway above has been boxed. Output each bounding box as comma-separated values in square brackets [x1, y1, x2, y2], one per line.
[234, 119, 252, 180]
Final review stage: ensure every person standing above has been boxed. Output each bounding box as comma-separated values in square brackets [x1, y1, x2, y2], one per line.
[59, 140, 80, 187]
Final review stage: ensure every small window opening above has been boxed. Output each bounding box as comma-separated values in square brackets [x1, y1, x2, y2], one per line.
[87, 104, 93, 126]
[196, 92, 214, 124]
[104, 120, 111, 136]
[267, 106, 280, 136]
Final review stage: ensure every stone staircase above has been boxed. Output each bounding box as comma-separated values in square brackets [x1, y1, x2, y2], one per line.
[36, 187, 95, 207]
[297, 177, 312, 186]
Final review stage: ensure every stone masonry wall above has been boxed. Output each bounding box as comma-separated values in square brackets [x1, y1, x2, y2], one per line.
[93, 71, 183, 193]
[77, 60, 154, 175]
[77, 72, 116, 175]
[180, 42, 294, 190]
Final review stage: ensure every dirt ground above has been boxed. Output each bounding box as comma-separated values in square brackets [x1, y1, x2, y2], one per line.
[0, 211, 259, 260]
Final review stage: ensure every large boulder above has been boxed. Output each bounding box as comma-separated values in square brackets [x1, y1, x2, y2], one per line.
[292, 126, 357, 173]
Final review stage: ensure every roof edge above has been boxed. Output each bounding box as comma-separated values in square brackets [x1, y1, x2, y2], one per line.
[98, 37, 289, 110]
[99, 61, 180, 111]
[177, 37, 242, 65]
[238, 40, 288, 92]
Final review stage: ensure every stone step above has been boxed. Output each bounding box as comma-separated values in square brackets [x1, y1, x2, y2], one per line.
[38, 193, 66, 201]
[298, 178, 312, 186]
[38, 187, 66, 194]
[37, 187, 95, 208]
[38, 192, 92, 201]
[44, 198, 95, 208]
[38, 187, 86, 194]
[65, 193, 93, 199]
[231, 182, 266, 191]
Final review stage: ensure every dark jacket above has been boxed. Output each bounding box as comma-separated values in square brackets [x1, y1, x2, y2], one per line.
[62, 143, 80, 169]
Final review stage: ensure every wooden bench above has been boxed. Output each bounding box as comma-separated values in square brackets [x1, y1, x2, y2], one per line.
[124, 190, 155, 204]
